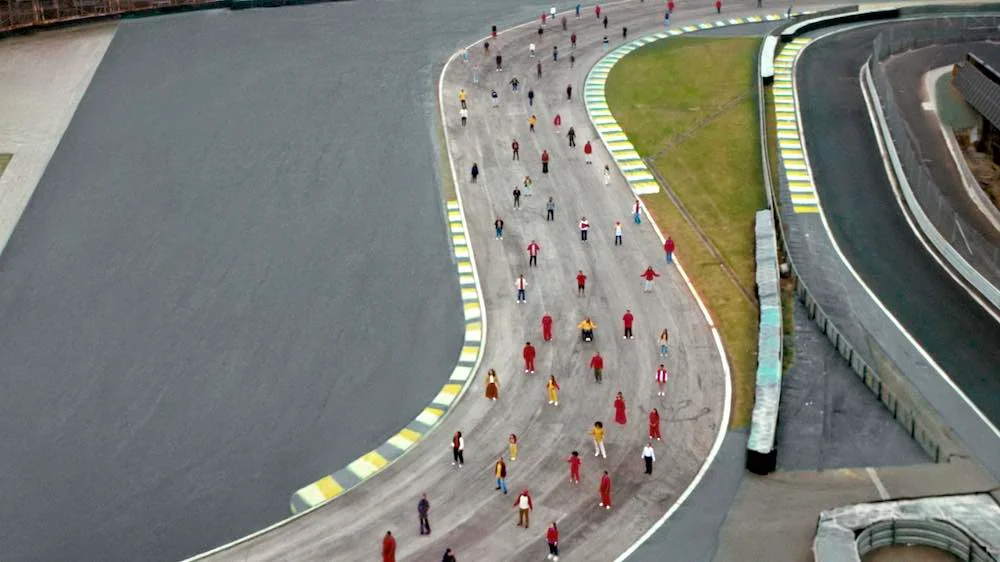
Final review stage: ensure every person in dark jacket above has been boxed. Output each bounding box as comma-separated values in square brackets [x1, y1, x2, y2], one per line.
[418, 494, 431, 535]
[471, 163, 479, 183]
[442, 548, 457, 562]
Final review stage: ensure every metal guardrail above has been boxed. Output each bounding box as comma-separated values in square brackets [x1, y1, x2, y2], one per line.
[856, 519, 998, 561]
[867, 16, 1000, 311]
[0, 0, 219, 32]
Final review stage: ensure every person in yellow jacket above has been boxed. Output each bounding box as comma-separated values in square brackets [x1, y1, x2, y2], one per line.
[578, 317, 596, 342]
[528, 114, 538, 133]
[458, 88, 467, 109]
[509, 433, 518, 461]
[589, 421, 606, 458]
[546, 374, 560, 406]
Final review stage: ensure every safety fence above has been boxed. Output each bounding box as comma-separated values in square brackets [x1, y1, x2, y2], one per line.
[869, 16, 1000, 308]
[0, 0, 217, 32]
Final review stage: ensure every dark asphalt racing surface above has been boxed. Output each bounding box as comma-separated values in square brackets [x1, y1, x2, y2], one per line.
[797, 21, 1000, 437]
[0, 1, 573, 559]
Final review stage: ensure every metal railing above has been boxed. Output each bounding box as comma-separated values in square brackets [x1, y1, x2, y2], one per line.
[1, 0, 218, 32]
[869, 17, 1000, 296]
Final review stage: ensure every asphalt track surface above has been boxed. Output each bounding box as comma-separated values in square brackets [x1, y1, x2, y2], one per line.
[797, 21, 1000, 433]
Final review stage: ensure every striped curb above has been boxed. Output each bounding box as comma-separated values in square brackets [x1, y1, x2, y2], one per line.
[288, 200, 484, 514]
[583, 12, 811, 196]
[772, 37, 820, 214]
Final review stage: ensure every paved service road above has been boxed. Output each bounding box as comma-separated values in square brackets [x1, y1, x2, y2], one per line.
[209, 2, 745, 560]
[797, 21, 1000, 432]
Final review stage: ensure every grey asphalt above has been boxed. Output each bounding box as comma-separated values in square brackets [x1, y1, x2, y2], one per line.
[883, 41, 1000, 248]
[793, 19, 1000, 475]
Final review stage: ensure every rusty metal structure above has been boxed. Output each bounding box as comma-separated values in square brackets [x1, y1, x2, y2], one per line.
[0, 0, 213, 33]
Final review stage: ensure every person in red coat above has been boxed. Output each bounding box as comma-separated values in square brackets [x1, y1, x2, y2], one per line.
[542, 313, 554, 341]
[576, 270, 587, 297]
[553, 113, 562, 133]
[566, 450, 581, 484]
[541, 149, 550, 174]
[613, 392, 627, 425]
[714, 0, 721, 13]
[523, 342, 536, 373]
[547, 521, 560, 559]
[590, 352, 604, 383]
[599, 471, 612, 509]
[640, 265, 660, 292]
[527, 240, 541, 267]
[512, 139, 520, 161]
[622, 309, 634, 340]
[667, 0, 674, 12]
[583, 140, 593, 164]
[664, 236, 675, 264]
[649, 408, 662, 441]
[382, 531, 396, 562]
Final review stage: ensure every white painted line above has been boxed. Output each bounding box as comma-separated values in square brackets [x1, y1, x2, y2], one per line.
[866, 467, 890, 500]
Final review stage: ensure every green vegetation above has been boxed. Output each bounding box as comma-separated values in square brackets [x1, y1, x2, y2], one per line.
[606, 36, 765, 428]
[0, 154, 10, 177]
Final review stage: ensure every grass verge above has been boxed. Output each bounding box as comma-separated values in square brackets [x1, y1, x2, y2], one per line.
[0, 154, 10, 177]
[606, 36, 764, 429]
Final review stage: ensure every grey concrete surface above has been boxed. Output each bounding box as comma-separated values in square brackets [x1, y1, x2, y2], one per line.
[776, 300, 929, 471]
[884, 41, 1000, 247]
[205, 2, 774, 559]
[788, 19, 1000, 477]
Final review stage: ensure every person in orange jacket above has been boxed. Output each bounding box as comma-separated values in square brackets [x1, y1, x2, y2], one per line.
[382, 530, 396, 562]
[523, 342, 536, 373]
[599, 471, 612, 509]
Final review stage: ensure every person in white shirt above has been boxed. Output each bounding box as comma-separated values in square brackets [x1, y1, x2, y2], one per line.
[515, 274, 528, 303]
[604, 165, 611, 186]
[579, 217, 590, 242]
[529, 43, 536, 57]
[614, 221, 623, 246]
[460, 107, 468, 127]
[642, 442, 656, 474]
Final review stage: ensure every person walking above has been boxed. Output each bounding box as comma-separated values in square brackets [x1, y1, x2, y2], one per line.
[655, 364, 668, 397]
[567, 450, 582, 483]
[530, 42, 536, 58]
[576, 270, 587, 296]
[622, 26, 628, 39]
[491, 89, 499, 108]
[583, 140, 593, 164]
[512, 139, 520, 160]
[603, 164, 611, 186]
[418, 494, 431, 535]
[595, 4, 601, 19]
[664, 236, 675, 263]
[496, 53, 503, 71]
[472, 63, 480, 84]
[529, 114, 537, 131]
[623, 309, 634, 340]
[542, 313, 554, 341]
[590, 352, 604, 383]
[632, 198, 642, 223]
[579, 216, 590, 241]
[550, 5, 556, 19]
[484, 40, 490, 55]
[523, 341, 536, 373]
[658, 328, 669, 357]
[491, 24, 497, 38]
[561, 15, 567, 30]
[495, 457, 509, 494]
[603, 14, 608, 29]
[509, 433, 519, 461]
[442, 548, 457, 562]
[383, 531, 397, 562]
[546, 522, 560, 560]
[613, 392, 627, 425]
[524, 175, 533, 197]
[541, 150, 550, 174]
[486, 368, 500, 400]
[494, 216, 504, 240]
[510, 76, 520, 92]
[459, 88, 467, 109]
[515, 274, 528, 303]
[575, 2, 581, 17]
[528, 89, 536, 106]
[602, 35, 609, 50]
[640, 265, 660, 292]
[527, 240, 540, 266]
[567, 126, 576, 147]
[642, 442, 656, 474]
[546, 196, 555, 221]
[649, 408, 662, 441]
[566, 84, 573, 100]
[571, 32, 577, 48]
[541, 11, 547, 25]
[514, 489, 533, 527]
[614, 221, 623, 246]
[668, 0, 675, 12]
[471, 162, 479, 183]
[553, 113, 562, 134]
[460, 107, 468, 127]
[714, 0, 721, 13]
[452, 431, 465, 466]
[462, 48, 469, 63]
[590, 421, 607, 457]
[513, 186, 522, 209]
[553, 45, 559, 62]
[547, 374, 560, 405]
[599, 471, 612, 509]
[664, 10, 670, 28]
[537, 60, 543, 78]
[570, 53, 575, 68]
